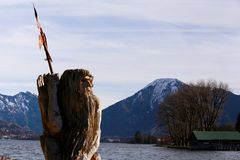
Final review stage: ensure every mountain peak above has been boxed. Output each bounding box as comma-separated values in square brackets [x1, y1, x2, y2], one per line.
[141, 78, 183, 109]
[101, 78, 183, 137]
[15, 91, 36, 97]
[144, 78, 181, 89]
[0, 91, 42, 134]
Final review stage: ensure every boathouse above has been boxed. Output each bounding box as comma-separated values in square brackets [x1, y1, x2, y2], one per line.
[190, 131, 240, 151]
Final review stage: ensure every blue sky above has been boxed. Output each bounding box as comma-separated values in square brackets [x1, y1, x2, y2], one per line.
[0, 0, 240, 108]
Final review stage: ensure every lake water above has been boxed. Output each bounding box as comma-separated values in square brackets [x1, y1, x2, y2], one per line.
[0, 140, 240, 160]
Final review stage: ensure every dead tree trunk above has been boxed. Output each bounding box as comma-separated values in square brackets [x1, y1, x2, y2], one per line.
[37, 69, 101, 160]
[37, 74, 62, 160]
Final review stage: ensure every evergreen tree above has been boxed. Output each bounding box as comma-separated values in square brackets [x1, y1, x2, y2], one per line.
[235, 112, 240, 131]
[134, 131, 142, 143]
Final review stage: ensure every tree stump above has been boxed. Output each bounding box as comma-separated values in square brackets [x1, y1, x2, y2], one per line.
[37, 69, 101, 160]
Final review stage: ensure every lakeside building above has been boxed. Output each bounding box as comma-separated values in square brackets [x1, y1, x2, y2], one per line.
[190, 131, 240, 151]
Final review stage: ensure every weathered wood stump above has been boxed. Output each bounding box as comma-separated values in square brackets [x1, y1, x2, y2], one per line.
[37, 69, 101, 160]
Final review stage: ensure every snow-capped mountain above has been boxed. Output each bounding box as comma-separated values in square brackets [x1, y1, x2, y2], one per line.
[142, 78, 181, 109]
[101, 78, 183, 137]
[0, 79, 239, 139]
[0, 92, 42, 134]
[101, 78, 240, 138]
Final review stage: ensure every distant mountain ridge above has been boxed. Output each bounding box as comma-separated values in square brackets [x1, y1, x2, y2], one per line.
[0, 92, 42, 134]
[101, 78, 183, 137]
[0, 119, 38, 139]
[0, 79, 239, 139]
[101, 78, 240, 138]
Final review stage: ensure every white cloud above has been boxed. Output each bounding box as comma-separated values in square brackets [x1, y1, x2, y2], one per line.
[0, 0, 240, 108]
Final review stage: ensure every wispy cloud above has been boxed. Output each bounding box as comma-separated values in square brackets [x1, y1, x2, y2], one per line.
[0, 0, 240, 108]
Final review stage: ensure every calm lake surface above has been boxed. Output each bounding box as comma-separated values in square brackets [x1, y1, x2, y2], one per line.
[0, 140, 240, 160]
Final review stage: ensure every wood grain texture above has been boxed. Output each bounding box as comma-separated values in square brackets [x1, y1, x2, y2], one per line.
[37, 69, 101, 160]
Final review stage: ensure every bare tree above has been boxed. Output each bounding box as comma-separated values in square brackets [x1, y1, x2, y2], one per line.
[158, 80, 229, 146]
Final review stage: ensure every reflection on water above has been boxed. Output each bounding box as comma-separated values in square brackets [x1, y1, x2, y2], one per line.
[0, 140, 239, 160]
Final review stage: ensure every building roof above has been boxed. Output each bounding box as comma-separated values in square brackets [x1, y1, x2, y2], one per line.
[193, 131, 240, 141]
